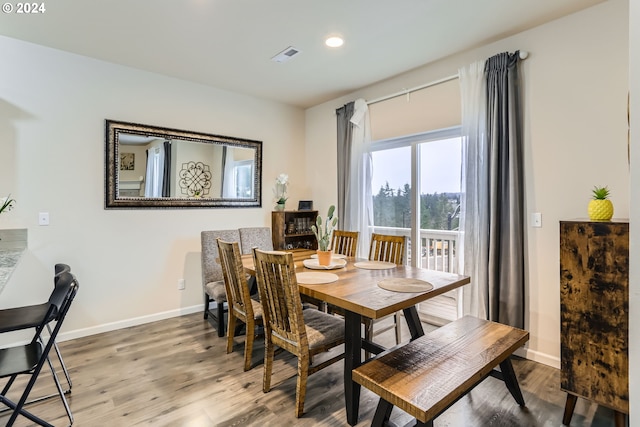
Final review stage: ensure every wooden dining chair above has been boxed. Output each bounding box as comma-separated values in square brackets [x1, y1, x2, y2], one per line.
[369, 233, 406, 265]
[367, 233, 407, 349]
[217, 239, 263, 371]
[330, 230, 359, 257]
[252, 248, 345, 418]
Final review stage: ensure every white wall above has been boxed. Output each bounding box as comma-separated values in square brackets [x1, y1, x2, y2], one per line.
[0, 35, 306, 338]
[0, 0, 632, 376]
[305, 0, 629, 368]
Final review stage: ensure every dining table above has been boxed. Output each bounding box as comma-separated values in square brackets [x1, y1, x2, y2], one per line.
[241, 249, 471, 426]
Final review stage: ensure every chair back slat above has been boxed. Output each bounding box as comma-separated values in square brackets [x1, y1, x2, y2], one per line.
[217, 239, 254, 319]
[331, 230, 359, 257]
[369, 233, 406, 265]
[253, 249, 307, 349]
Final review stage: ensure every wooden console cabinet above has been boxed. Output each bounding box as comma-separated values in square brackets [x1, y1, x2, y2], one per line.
[271, 210, 318, 250]
[559, 220, 628, 427]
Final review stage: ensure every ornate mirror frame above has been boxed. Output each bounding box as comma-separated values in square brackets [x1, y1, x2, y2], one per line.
[105, 119, 262, 209]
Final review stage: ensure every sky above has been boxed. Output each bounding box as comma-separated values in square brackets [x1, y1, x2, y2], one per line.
[371, 137, 461, 195]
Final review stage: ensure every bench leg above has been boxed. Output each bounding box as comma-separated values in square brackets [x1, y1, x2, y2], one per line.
[371, 399, 393, 427]
[500, 357, 525, 406]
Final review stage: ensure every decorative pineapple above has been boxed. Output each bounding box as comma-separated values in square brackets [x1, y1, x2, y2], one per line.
[588, 186, 614, 221]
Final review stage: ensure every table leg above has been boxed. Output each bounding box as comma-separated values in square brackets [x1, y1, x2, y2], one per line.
[344, 310, 362, 426]
[403, 306, 425, 339]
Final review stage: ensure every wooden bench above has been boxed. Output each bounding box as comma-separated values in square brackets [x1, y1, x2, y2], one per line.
[352, 315, 530, 427]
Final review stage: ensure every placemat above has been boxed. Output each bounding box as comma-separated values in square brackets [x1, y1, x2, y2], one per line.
[303, 258, 347, 270]
[296, 272, 339, 285]
[310, 253, 347, 260]
[353, 261, 397, 270]
[377, 278, 434, 293]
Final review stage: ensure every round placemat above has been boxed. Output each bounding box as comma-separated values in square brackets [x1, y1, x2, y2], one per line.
[303, 258, 347, 270]
[310, 253, 347, 260]
[296, 272, 339, 285]
[377, 278, 434, 292]
[354, 261, 397, 270]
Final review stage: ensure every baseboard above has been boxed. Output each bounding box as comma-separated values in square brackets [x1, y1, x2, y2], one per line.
[514, 346, 560, 369]
[57, 304, 204, 343]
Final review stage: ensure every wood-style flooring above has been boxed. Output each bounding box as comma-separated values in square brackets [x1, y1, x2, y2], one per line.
[0, 312, 622, 426]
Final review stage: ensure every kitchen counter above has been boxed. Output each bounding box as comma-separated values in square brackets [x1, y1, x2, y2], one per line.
[0, 229, 27, 293]
[0, 248, 25, 293]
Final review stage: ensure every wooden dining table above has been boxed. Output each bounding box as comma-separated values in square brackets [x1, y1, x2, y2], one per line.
[242, 249, 470, 426]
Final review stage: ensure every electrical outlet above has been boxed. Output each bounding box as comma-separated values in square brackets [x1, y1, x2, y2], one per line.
[177, 279, 185, 290]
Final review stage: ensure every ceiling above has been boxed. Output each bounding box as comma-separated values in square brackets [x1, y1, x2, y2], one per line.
[0, 0, 606, 109]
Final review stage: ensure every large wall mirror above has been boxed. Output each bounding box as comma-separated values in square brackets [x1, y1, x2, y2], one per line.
[105, 120, 262, 209]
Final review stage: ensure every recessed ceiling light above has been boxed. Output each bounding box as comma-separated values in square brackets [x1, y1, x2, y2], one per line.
[325, 36, 344, 48]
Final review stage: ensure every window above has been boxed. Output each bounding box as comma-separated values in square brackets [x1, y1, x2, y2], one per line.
[370, 127, 461, 272]
[233, 160, 254, 198]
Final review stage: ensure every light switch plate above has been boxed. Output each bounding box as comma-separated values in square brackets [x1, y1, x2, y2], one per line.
[38, 212, 50, 226]
[531, 212, 542, 228]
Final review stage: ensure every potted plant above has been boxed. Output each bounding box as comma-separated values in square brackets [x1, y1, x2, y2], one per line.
[311, 205, 338, 266]
[273, 173, 289, 211]
[588, 186, 614, 221]
[0, 194, 15, 215]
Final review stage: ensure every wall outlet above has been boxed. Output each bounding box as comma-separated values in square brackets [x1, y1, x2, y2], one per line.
[177, 279, 185, 290]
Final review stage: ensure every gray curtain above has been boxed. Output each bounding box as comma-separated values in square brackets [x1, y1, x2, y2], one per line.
[162, 140, 172, 197]
[485, 51, 524, 328]
[336, 102, 355, 226]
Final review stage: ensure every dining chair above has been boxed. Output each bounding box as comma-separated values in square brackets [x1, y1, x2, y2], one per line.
[238, 227, 274, 254]
[367, 233, 407, 348]
[0, 263, 74, 407]
[330, 230, 359, 257]
[217, 238, 263, 371]
[201, 230, 241, 336]
[252, 248, 345, 418]
[369, 233, 406, 265]
[0, 271, 79, 426]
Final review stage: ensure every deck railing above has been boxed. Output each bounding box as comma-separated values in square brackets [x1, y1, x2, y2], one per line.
[369, 226, 459, 273]
[369, 226, 461, 324]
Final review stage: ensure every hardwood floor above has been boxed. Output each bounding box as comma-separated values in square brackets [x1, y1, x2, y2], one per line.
[0, 313, 622, 426]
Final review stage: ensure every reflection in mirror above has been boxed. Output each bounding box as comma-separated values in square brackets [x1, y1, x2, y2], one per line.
[105, 120, 262, 209]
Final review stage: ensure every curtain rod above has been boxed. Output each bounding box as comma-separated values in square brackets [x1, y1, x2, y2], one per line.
[366, 50, 529, 106]
[366, 74, 459, 106]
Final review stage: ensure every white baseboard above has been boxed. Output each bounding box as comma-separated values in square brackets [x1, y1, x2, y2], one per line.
[56, 304, 204, 343]
[514, 346, 560, 369]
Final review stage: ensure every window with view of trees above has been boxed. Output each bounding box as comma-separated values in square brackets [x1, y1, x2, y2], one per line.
[370, 132, 461, 271]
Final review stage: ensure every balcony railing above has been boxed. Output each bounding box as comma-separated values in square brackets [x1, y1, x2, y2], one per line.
[370, 226, 459, 273]
[369, 226, 461, 325]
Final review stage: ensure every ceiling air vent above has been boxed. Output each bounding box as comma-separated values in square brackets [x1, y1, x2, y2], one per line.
[271, 46, 301, 63]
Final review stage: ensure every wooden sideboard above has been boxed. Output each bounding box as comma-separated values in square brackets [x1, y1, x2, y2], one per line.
[559, 220, 628, 427]
[271, 210, 318, 250]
